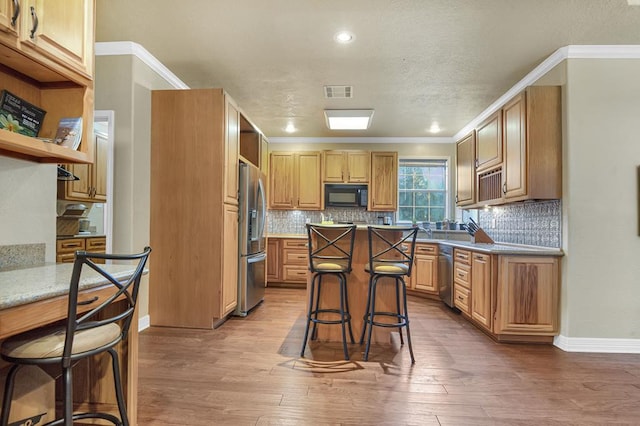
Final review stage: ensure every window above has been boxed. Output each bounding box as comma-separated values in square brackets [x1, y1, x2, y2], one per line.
[397, 159, 448, 224]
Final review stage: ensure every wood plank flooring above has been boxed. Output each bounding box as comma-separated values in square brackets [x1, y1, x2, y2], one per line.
[137, 288, 640, 425]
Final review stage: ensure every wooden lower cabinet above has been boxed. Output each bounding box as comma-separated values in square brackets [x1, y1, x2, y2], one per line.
[56, 236, 106, 263]
[453, 247, 560, 343]
[410, 243, 438, 295]
[470, 252, 492, 331]
[221, 205, 239, 316]
[266, 237, 308, 287]
[495, 255, 560, 336]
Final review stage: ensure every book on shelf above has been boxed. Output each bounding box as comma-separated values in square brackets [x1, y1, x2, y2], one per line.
[0, 90, 46, 137]
[54, 117, 83, 150]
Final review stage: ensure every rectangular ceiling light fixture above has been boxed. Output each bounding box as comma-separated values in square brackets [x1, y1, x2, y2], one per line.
[324, 109, 374, 130]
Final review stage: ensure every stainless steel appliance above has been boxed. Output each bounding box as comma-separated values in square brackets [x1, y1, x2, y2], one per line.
[325, 184, 368, 207]
[235, 162, 267, 316]
[438, 244, 455, 308]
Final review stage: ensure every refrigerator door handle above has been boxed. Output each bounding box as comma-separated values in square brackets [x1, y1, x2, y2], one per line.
[257, 176, 266, 243]
[248, 252, 267, 263]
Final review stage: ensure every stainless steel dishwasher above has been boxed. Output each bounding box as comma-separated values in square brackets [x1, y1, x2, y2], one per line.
[438, 244, 455, 308]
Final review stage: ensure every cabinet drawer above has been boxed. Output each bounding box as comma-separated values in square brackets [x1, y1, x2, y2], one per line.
[283, 265, 308, 282]
[56, 238, 85, 253]
[56, 252, 77, 263]
[282, 239, 307, 249]
[454, 249, 471, 265]
[283, 249, 307, 265]
[86, 237, 106, 251]
[453, 284, 470, 314]
[454, 263, 471, 287]
[415, 244, 438, 255]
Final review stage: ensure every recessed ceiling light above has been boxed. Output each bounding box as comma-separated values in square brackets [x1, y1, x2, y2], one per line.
[285, 123, 296, 133]
[324, 109, 374, 130]
[334, 31, 355, 44]
[429, 122, 441, 133]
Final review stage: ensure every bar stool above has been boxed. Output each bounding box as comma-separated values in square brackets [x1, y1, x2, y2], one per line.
[301, 223, 357, 360]
[360, 226, 418, 363]
[1, 247, 151, 426]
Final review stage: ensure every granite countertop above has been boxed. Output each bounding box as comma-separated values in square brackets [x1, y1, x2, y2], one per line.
[57, 233, 106, 240]
[0, 263, 142, 310]
[434, 240, 563, 256]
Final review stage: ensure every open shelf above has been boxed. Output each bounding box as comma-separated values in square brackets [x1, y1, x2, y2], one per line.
[0, 129, 90, 163]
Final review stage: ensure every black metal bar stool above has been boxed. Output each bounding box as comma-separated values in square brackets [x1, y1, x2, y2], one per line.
[300, 223, 357, 360]
[360, 226, 418, 363]
[1, 247, 151, 426]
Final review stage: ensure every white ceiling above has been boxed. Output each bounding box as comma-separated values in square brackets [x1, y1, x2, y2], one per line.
[95, 0, 640, 141]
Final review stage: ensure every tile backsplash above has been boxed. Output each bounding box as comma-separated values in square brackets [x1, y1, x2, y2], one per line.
[267, 208, 394, 235]
[477, 200, 561, 248]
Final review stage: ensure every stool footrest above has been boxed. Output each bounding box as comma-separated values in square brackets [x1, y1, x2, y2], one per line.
[310, 308, 352, 325]
[364, 311, 409, 328]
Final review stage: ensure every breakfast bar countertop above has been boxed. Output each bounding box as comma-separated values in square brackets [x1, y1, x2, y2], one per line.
[0, 263, 142, 310]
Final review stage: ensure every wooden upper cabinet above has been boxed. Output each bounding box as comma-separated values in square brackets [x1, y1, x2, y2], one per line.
[475, 111, 502, 173]
[295, 152, 322, 209]
[455, 131, 476, 206]
[269, 151, 322, 210]
[369, 151, 397, 211]
[323, 150, 369, 183]
[504, 86, 562, 202]
[20, 0, 94, 78]
[495, 255, 559, 335]
[0, 0, 19, 37]
[59, 131, 107, 202]
[224, 97, 240, 205]
[503, 92, 527, 200]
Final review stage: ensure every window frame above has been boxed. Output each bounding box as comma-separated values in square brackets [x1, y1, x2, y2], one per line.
[396, 156, 450, 225]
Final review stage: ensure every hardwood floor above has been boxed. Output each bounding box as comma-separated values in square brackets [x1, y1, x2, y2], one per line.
[137, 288, 640, 425]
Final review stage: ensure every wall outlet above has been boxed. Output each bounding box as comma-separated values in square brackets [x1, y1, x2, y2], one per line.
[305, 217, 311, 224]
[491, 219, 496, 228]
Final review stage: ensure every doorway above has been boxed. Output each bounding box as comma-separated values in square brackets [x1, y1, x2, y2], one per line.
[93, 110, 115, 253]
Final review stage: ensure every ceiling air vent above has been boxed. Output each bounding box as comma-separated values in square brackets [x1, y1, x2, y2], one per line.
[324, 85, 353, 99]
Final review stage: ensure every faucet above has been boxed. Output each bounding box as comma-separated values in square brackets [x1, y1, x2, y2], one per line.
[419, 224, 433, 239]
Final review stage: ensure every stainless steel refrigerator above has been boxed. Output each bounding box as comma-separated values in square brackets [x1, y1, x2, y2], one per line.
[235, 162, 267, 316]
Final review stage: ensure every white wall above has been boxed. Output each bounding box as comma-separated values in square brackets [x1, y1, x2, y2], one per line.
[0, 158, 56, 261]
[561, 58, 640, 342]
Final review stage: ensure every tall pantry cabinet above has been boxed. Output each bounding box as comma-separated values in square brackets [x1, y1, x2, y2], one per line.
[150, 88, 239, 329]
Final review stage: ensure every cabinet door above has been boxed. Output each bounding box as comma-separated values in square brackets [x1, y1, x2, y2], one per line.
[64, 161, 91, 201]
[221, 205, 239, 316]
[0, 0, 19, 35]
[347, 151, 370, 182]
[296, 152, 322, 210]
[369, 152, 397, 211]
[260, 135, 269, 175]
[224, 98, 240, 205]
[471, 252, 492, 330]
[413, 254, 438, 293]
[503, 92, 527, 200]
[323, 151, 345, 182]
[92, 132, 108, 201]
[495, 256, 559, 335]
[269, 152, 295, 209]
[475, 111, 502, 172]
[456, 131, 475, 206]
[266, 238, 280, 282]
[20, 0, 94, 78]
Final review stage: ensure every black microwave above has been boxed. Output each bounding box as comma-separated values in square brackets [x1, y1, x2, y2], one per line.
[325, 184, 368, 208]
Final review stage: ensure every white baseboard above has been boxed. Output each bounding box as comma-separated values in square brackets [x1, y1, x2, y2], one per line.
[138, 315, 150, 332]
[554, 335, 640, 353]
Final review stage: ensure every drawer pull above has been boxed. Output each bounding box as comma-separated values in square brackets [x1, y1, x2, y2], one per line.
[78, 296, 99, 306]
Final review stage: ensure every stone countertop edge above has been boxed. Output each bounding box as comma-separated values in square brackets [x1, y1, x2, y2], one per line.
[267, 232, 562, 256]
[57, 234, 107, 240]
[0, 263, 146, 310]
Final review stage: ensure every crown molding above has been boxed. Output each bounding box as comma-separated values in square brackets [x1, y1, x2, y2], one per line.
[95, 41, 189, 89]
[453, 44, 640, 141]
[268, 136, 453, 144]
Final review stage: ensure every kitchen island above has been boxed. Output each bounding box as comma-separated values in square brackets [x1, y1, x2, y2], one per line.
[0, 263, 144, 425]
[303, 225, 563, 345]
